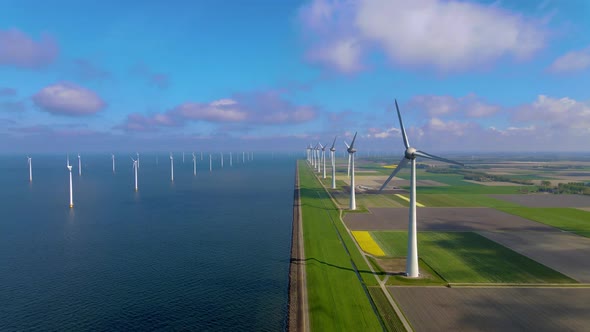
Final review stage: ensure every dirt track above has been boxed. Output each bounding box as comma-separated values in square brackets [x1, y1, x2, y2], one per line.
[389, 286, 590, 332]
[344, 207, 555, 232]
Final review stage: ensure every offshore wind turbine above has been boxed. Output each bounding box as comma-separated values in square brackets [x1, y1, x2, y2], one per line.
[137, 152, 140, 168]
[192, 152, 197, 175]
[201, 151, 203, 160]
[131, 157, 138, 191]
[78, 153, 82, 176]
[230, 152, 232, 167]
[170, 153, 174, 182]
[379, 99, 463, 278]
[112, 154, 116, 173]
[345, 132, 358, 210]
[330, 136, 337, 189]
[27, 156, 32, 182]
[209, 154, 213, 172]
[67, 155, 73, 208]
[220, 152, 224, 168]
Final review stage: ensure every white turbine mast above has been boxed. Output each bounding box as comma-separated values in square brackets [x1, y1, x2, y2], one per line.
[230, 152, 233, 167]
[330, 136, 337, 189]
[220, 152, 224, 168]
[192, 152, 197, 175]
[379, 99, 463, 278]
[209, 154, 213, 172]
[170, 153, 174, 182]
[78, 153, 82, 176]
[27, 156, 32, 182]
[321, 142, 327, 179]
[136, 152, 140, 168]
[112, 153, 116, 173]
[345, 132, 358, 210]
[131, 157, 138, 191]
[67, 155, 73, 208]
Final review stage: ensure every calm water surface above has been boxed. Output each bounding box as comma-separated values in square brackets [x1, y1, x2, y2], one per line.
[0, 154, 295, 331]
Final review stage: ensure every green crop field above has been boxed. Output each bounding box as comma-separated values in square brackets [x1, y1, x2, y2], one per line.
[412, 185, 528, 195]
[371, 231, 575, 284]
[298, 161, 384, 330]
[498, 207, 590, 238]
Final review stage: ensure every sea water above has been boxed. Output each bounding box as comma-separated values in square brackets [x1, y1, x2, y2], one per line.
[0, 154, 295, 331]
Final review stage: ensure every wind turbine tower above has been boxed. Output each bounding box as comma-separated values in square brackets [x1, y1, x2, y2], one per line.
[78, 154, 82, 176]
[112, 154, 116, 173]
[192, 152, 197, 175]
[27, 156, 32, 182]
[321, 143, 327, 179]
[210, 154, 213, 172]
[170, 153, 174, 182]
[221, 152, 224, 168]
[379, 99, 463, 278]
[345, 133, 358, 210]
[67, 155, 73, 208]
[132, 157, 138, 191]
[137, 152, 140, 168]
[330, 136, 337, 189]
[230, 152, 232, 167]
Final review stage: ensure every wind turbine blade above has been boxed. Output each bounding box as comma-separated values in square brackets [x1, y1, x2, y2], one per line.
[344, 141, 350, 149]
[415, 150, 464, 166]
[330, 136, 337, 149]
[350, 132, 358, 149]
[395, 99, 410, 149]
[379, 157, 408, 191]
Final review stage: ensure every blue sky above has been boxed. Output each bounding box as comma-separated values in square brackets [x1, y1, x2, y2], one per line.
[1, 0, 590, 153]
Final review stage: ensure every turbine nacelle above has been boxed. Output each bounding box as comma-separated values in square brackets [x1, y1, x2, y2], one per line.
[405, 147, 417, 160]
[67, 165, 72, 171]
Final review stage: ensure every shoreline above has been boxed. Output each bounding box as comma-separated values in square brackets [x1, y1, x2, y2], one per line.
[287, 162, 308, 331]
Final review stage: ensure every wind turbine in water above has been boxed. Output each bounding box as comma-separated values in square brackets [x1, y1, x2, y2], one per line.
[112, 154, 116, 173]
[379, 99, 463, 278]
[78, 153, 82, 176]
[230, 152, 232, 167]
[344, 132, 358, 210]
[170, 153, 174, 182]
[330, 136, 337, 189]
[220, 152, 224, 168]
[136, 152, 140, 168]
[27, 156, 32, 182]
[209, 154, 212, 172]
[192, 152, 197, 176]
[131, 157, 138, 191]
[67, 155, 74, 208]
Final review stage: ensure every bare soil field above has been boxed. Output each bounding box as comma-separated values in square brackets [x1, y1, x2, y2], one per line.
[479, 231, 590, 282]
[340, 176, 447, 188]
[491, 194, 590, 207]
[344, 208, 555, 232]
[389, 287, 590, 332]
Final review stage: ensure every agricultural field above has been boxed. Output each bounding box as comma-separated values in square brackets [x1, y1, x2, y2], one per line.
[491, 194, 590, 208]
[498, 207, 590, 237]
[371, 231, 574, 284]
[389, 287, 590, 332]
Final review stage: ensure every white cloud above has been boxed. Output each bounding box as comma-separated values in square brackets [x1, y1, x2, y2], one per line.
[32, 82, 106, 116]
[300, 0, 546, 72]
[548, 47, 590, 73]
[408, 94, 500, 118]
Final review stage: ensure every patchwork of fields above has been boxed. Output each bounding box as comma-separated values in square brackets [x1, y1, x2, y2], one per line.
[298, 159, 590, 331]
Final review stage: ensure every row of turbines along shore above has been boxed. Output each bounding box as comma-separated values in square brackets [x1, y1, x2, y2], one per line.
[25, 151, 256, 209]
[306, 99, 464, 278]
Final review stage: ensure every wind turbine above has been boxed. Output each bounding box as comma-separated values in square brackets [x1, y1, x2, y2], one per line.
[316, 144, 322, 173]
[201, 151, 203, 161]
[209, 154, 213, 172]
[330, 136, 337, 189]
[27, 156, 32, 182]
[230, 152, 233, 167]
[170, 153, 174, 182]
[112, 153, 116, 173]
[183, 152, 185, 164]
[131, 157, 138, 191]
[220, 152, 224, 168]
[321, 143, 327, 179]
[344, 141, 351, 178]
[379, 99, 463, 278]
[78, 153, 82, 176]
[243, 151, 245, 163]
[192, 152, 197, 175]
[67, 155, 73, 208]
[345, 132, 358, 210]
[136, 152, 140, 168]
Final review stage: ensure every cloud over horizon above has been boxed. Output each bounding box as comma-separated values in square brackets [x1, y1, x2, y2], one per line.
[32, 82, 107, 116]
[300, 0, 547, 73]
[0, 28, 59, 69]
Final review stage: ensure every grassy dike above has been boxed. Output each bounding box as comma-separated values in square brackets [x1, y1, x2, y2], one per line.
[298, 161, 386, 331]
